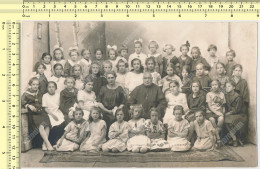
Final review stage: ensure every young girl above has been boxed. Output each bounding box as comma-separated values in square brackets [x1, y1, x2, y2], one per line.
[145, 108, 170, 151]
[116, 44, 128, 64]
[52, 47, 66, 73]
[225, 49, 237, 78]
[42, 82, 65, 145]
[161, 63, 183, 94]
[181, 65, 192, 97]
[207, 44, 219, 79]
[190, 46, 210, 75]
[40, 53, 53, 80]
[148, 40, 163, 75]
[163, 80, 189, 124]
[59, 77, 78, 124]
[80, 107, 107, 152]
[21, 77, 52, 150]
[145, 57, 162, 86]
[167, 105, 191, 151]
[213, 62, 229, 91]
[79, 49, 92, 79]
[178, 41, 192, 73]
[102, 108, 129, 153]
[193, 110, 216, 151]
[116, 59, 128, 94]
[125, 58, 144, 94]
[192, 63, 212, 92]
[102, 60, 113, 77]
[32, 62, 48, 94]
[206, 80, 226, 146]
[64, 48, 80, 77]
[162, 44, 178, 78]
[94, 48, 104, 66]
[55, 108, 89, 151]
[127, 105, 150, 153]
[225, 80, 247, 146]
[128, 39, 147, 71]
[49, 63, 65, 94]
[72, 64, 84, 90]
[107, 45, 118, 72]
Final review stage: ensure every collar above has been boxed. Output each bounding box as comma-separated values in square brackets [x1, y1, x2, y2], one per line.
[68, 59, 80, 66]
[80, 58, 91, 65]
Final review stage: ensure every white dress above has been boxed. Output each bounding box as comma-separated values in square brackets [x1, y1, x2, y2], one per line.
[125, 72, 143, 94]
[161, 75, 183, 94]
[52, 59, 66, 71]
[167, 119, 190, 151]
[43, 63, 53, 81]
[79, 58, 91, 78]
[80, 120, 107, 151]
[75, 78, 84, 90]
[151, 72, 162, 86]
[48, 76, 66, 94]
[127, 118, 150, 151]
[102, 121, 129, 152]
[163, 92, 189, 124]
[128, 52, 147, 70]
[42, 92, 65, 127]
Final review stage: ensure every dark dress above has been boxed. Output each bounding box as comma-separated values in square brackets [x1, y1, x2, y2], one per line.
[178, 55, 192, 72]
[85, 75, 107, 97]
[191, 56, 211, 74]
[162, 56, 178, 78]
[181, 77, 192, 98]
[225, 60, 236, 78]
[192, 75, 212, 92]
[63, 61, 73, 77]
[38, 74, 48, 94]
[186, 91, 206, 121]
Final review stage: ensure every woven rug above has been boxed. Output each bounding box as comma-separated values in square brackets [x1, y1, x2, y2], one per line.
[40, 147, 244, 163]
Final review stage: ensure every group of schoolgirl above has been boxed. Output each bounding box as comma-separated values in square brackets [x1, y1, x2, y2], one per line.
[21, 38, 248, 153]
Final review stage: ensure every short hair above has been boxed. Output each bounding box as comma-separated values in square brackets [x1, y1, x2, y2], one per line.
[149, 107, 160, 119]
[131, 58, 144, 72]
[215, 62, 225, 70]
[106, 70, 117, 78]
[182, 65, 191, 74]
[73, 107, 84, 117]
[191, 80, 202, 90]
[129, 104, 143, 119]
[95, 48, 103, 55]
[191, 46, 201, 56]
[116, 59, 128, 71]
[107, 48, 118, 58]
[89, 106, 102, 122]
[173, 105, 184, 115]
[134, 40, 142, 47]
[89, 61, 101, 77]
[34, 62, 46, 72]
[72, 64, 82, 73]
[53, 48, 64, 60]
[28, 77, 39, 86]
[69, 49, 79, 57]
[180, 41, 190, 52]
[148, 40, 159, 49]
[41, 52, 52, 61]
[195, 110, 206, 117]
[232, 64, 243, 73]
[115, 108, 124, 117]
[196, 63, 205, 70]
[47, 81, 57, 90]
[207, 44, 217, 51]
[226, 80, 236, 87]
[103, 60, 113, 67]
[81, 48, 91, 56]
[166, 63, 177, 74]
[163, 44, 175, 52]
[226, 49, 236, 58]
[64, 77, 76, 85]
[210, 79, 221, 89]
[53, 63, 63, 70]
[145, 57, 156, 66]
[169, 80, 180, 88]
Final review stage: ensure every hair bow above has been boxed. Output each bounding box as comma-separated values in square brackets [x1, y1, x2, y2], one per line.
[53, 45, 64, 52]
[134, 38, 143, 44]
[107, 45, 117, 51]
[69, 46, 79, 51]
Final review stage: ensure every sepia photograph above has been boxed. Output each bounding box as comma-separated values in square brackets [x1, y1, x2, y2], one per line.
[20, 21, 257, 167]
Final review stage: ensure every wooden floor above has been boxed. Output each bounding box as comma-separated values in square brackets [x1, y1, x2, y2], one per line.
[21, 144, 257, 168]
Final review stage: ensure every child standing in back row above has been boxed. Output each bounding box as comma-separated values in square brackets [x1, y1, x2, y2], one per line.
[148, 40, 163, 75]
[64, 48, 80, 77]
[128, 39, 147, 71]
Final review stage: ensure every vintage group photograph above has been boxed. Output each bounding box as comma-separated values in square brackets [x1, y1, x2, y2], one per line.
[20, 21, 257, 167]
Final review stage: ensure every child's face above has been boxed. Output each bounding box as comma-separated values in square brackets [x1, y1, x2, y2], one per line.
[55, 50, 62, 60]
[192, 82, 200, 93]
[191, 49, 199, 59]
[233, 67, 242, 77]
[133, 108, 141, 119]
[181, 46, 189, 56]
[74, 111, 83, 121]
[216, 64, 224, 75]
[174, 110, 183, 121]
[147, 60, 155, 71]
[43, 55, 51, 64]
[109, 50, 116, 60]
[73, 66, 81, 76]
[37, 65, 45, 74]
[211, 81, 219, 92]
[195, 112, 204, 123]
[116, 111, 124, 122]
[84, 82, 93, 92]
[226, 83, 234, 93]
[47, 83, 56, 95]
[96, 51, 103, 60]
[196, 65, 204, 76]
[107, 74, 116, 85]
[120, 50, 128, 58]
[169, 82, 179, 94]
[54, 65, 63, 77]
[134, 43, 142, 54]
[83, 50, 91, 60]
[31, 80, 39, 91]
[226, 52, 234, 61]
[133, 60, 141, 72]
[149, 44, 157, 54]
[103, 64, 112, 73]
[91, 64, 99, 75]
[118, 62, 126, 73]
[70, 51, 78, 62]
[165, 45, 173, 55]
[91, 110, 100, 121]
[209, 48, 216, 57]
[182, 69, 189, 78]
[66, 79, 74, 89]
[150, 111, 159, 124]
[166, 67, 174, 76]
